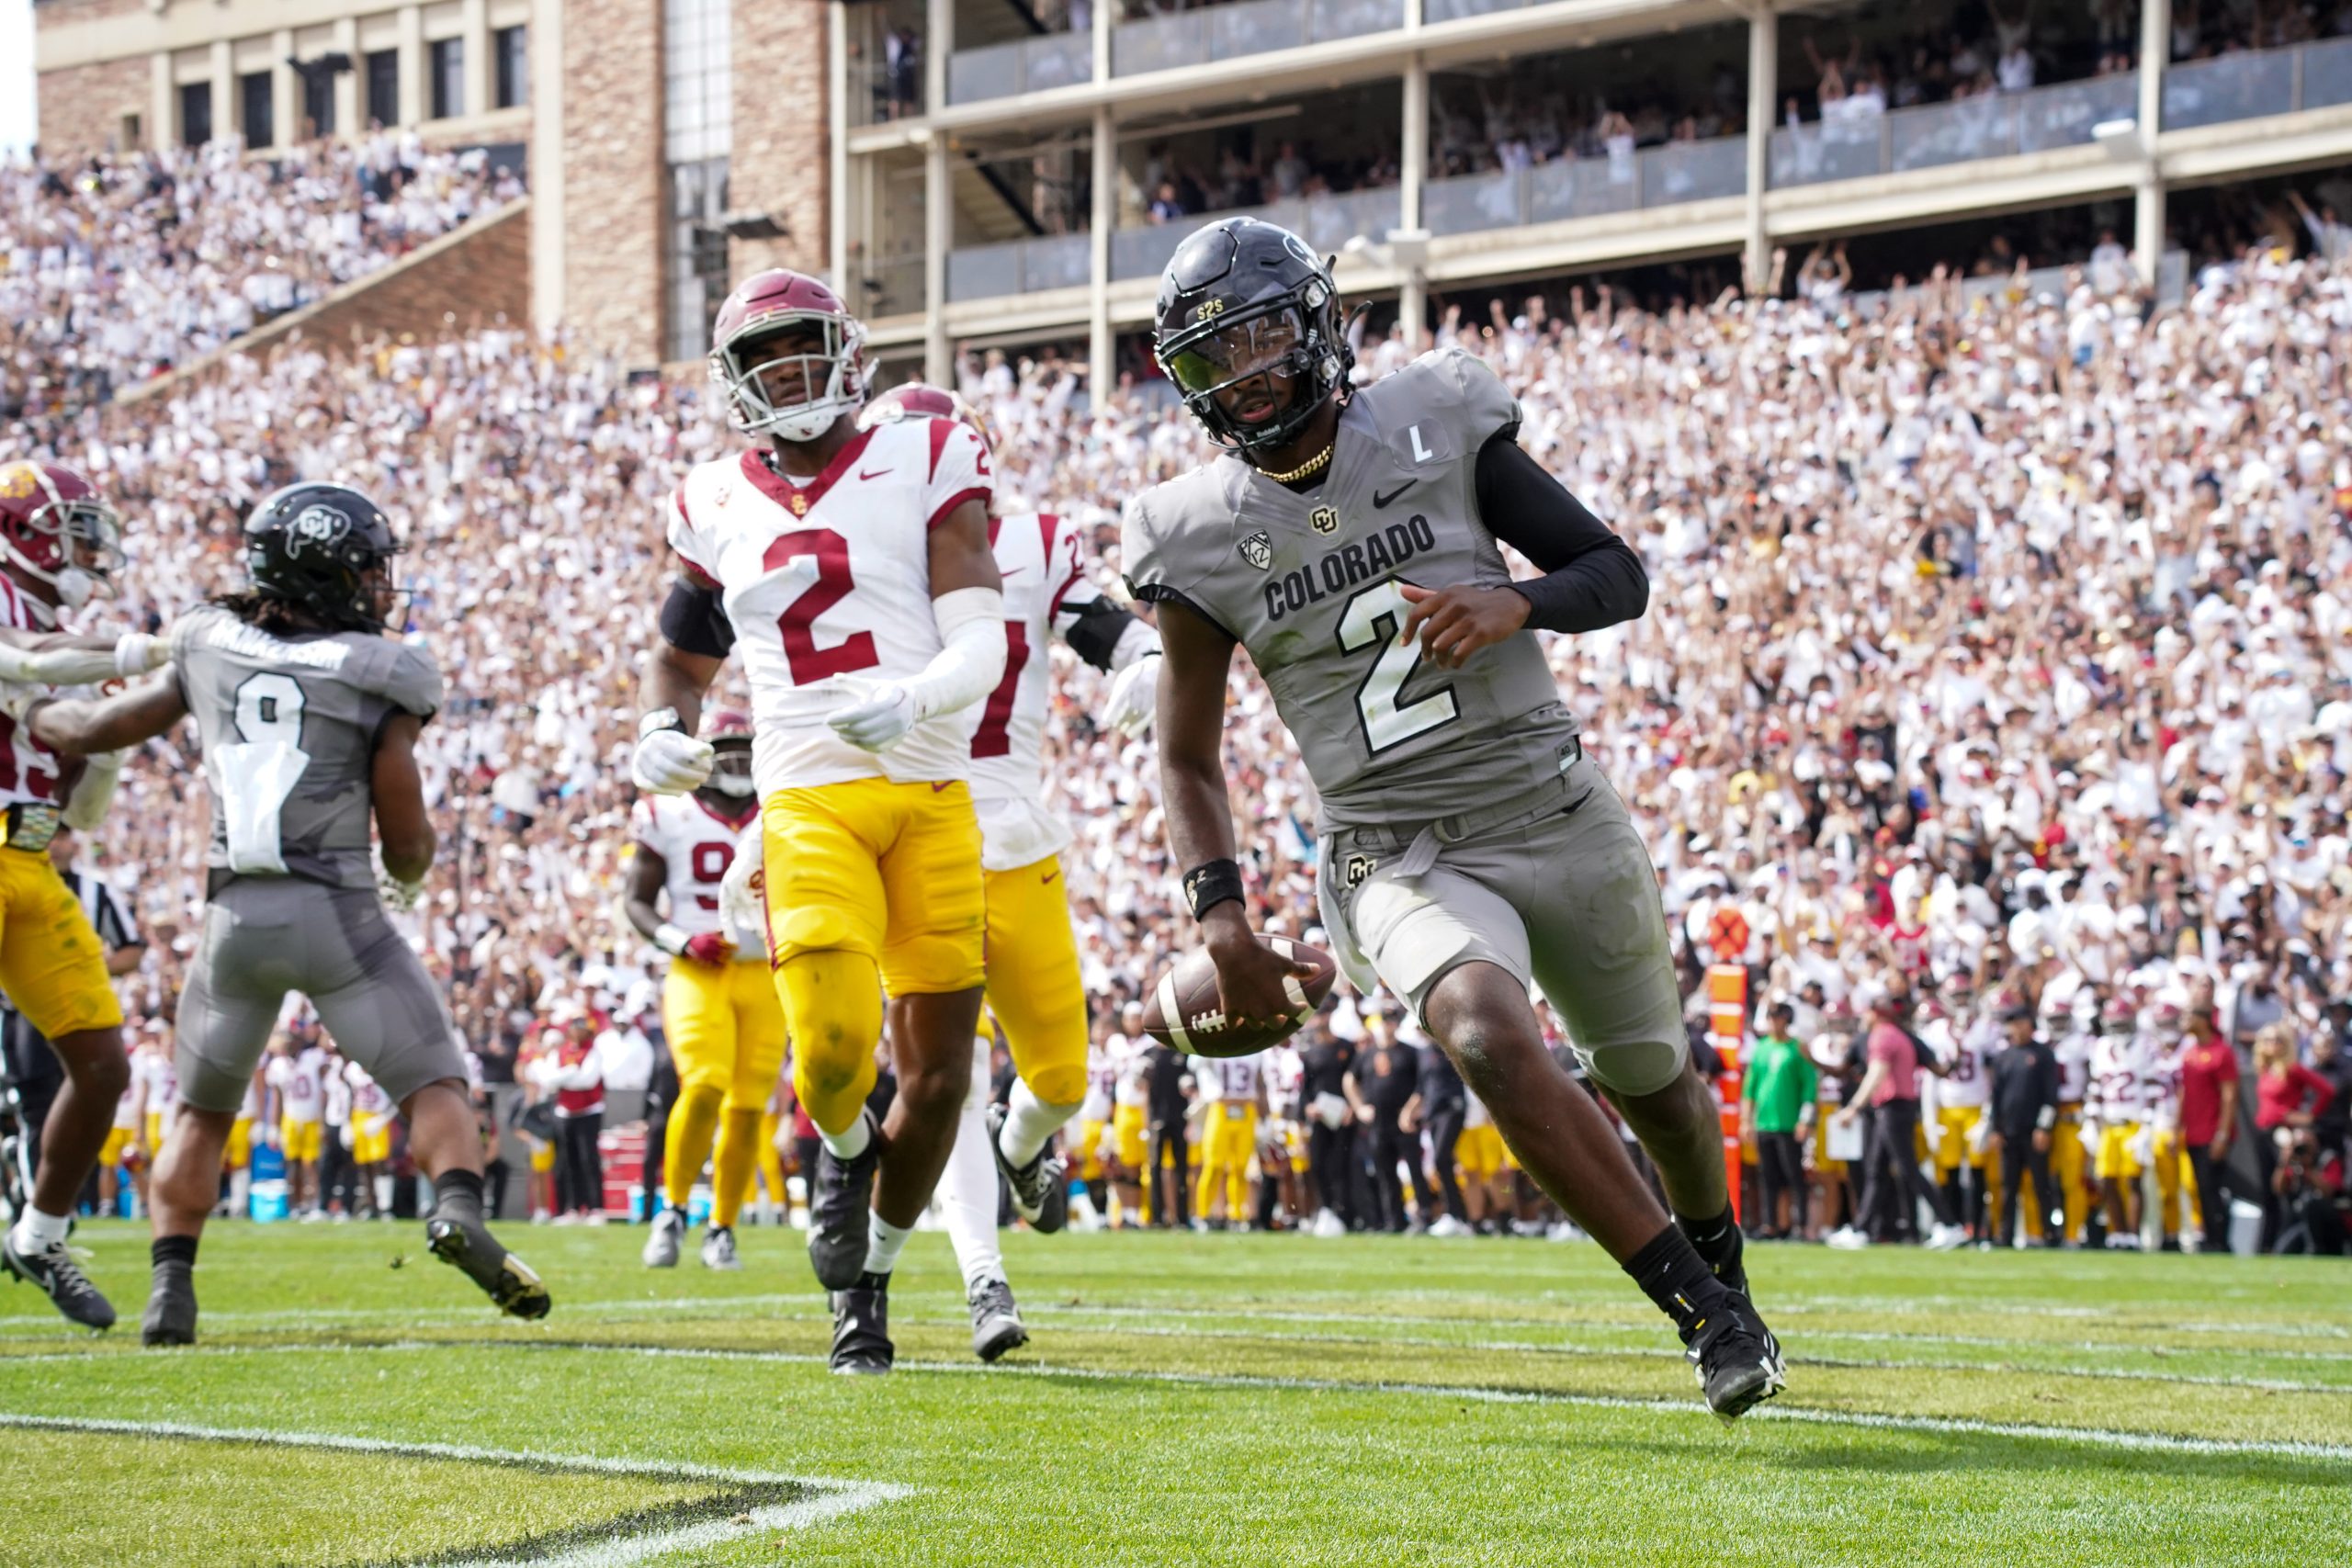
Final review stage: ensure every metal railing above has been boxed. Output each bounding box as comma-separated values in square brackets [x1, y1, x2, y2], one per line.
[2165, 36, 2352, 129]
[1770, 73, 2136, 189]
[1111, 187, 1402, 281]
[1112, 0, 1405, 79]
[1424, 135, 1745, 236]
[948, 31, 1094, 106]
[854, 252, 927, 319]
[946, 232, 1093, 302]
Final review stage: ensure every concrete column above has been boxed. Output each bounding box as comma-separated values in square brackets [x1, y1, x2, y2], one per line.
[333, 17, 361, 141]
[1094, 0, 1113, 84]
[1399, 59, 1427, 348]
[2134, 0, 2169, 283]
[271, 30, 297, 149]
[831, 1, 852, 291]
[1745, 5, 1776, 294]
[149, 51, 174, 152]
[926, 0, 952, 115]
[399, 3, 425, 126]
[209, 39, 235, 146]
[924, 133, 951, 382]
[463, 0, 492, 120]
[1090, 106, 1114, 389]
[529, 0, 566, 334]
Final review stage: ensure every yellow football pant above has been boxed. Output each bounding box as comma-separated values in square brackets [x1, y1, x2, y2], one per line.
[1194, 1104, 1257, 1221]
[0, 845, 122, 1038]
[662, 958, 788, 1216]
[982, 854, 1089, 1108]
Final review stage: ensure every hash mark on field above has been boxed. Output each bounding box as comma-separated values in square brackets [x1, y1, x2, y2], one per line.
[0, 1412, 908, 1566]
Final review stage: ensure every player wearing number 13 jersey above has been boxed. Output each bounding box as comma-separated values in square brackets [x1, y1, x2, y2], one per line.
[635, 269, 1006, 1374]
[1125, 216, 1782, 1419]
[26, 482, 548, 1345]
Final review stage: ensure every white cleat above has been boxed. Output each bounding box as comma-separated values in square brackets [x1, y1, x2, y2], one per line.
[1825, 1225, 1870, 1250]
[700, 1225, 741, 1270]
[1927, 1223, 1968, 1251]
[641, 1208, 685, 1269]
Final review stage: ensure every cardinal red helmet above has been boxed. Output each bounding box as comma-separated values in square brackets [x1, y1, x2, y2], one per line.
[0, 460, 124, 610]
[708, 269, 867, 443]
[704, 707, 755, 797]
[858, 380, 998, 506]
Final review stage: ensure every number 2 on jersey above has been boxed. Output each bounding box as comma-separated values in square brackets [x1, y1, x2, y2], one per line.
[1337, 580, 1459, 754]
[765, 529, 880, 685]
[213, 671, 311, 874]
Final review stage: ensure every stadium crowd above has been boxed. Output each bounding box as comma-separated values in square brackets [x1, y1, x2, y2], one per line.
[0, 133, 524, 416]
[0, 145, 2346, 1256]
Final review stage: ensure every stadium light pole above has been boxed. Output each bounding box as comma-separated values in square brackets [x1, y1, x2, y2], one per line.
[2134, 0, 2168, 286]
[1745, 4, 1775, 297]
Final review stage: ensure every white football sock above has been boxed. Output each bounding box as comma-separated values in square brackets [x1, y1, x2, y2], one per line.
[999, 1081, 1082, 1168]
[10, 1207, 70, 1252]
[864, 1213, 912, 1278]
[939, 1091, 1005, 1291]
[819, 1111, 872, 1162]
[374, 1175, 396, 1214]
[228, 1170, 251, 1213]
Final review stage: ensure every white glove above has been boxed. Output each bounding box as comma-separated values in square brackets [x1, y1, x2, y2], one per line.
[718, 841, 764, 936]
[115, 633, 170, 678]
[374, 850, 424, 913]
[826, 676, 918, 752]
[632, 727, 715, 793]
[1103, 652, 1161, 737]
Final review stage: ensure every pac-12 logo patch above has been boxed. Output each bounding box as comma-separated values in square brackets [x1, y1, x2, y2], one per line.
[1237, 531, 1272, 570]
[1309, 505, 1340, 535]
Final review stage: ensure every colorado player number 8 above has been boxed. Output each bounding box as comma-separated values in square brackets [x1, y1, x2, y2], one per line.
[219, 671, 312, 874]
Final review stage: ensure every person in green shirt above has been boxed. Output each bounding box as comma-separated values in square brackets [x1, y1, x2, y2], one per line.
[1742, 1004, 1819, 1240]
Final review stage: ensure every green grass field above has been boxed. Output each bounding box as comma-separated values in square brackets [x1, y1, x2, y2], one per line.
[1, 1219, 2346, 1566]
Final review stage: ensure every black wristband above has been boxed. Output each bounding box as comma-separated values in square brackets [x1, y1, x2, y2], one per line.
[1182, 858, 1245, 920]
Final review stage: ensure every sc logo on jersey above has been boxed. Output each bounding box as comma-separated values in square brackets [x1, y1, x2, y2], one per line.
[1309, 505, 1340, 536]
[1344, 854, 1377, 887]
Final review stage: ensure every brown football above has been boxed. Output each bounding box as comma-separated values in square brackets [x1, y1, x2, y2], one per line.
[1141, 934, 1338, 1058]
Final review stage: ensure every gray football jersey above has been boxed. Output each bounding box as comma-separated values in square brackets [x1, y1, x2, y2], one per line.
[172, 604, 443, 890]
[1124, 347, 1580, 829]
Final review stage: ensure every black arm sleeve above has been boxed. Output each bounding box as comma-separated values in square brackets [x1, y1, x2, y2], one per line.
[658, 577, 737, 659]
[1473, 435, 1650, 634]
[1062, 596, 1140, 672]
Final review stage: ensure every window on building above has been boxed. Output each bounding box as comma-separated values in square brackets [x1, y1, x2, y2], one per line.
[367, 50, 400, 127]
[179, 81, 213, 148]
[301, 63, 335, 139]
[430, 39, 464, 119]
[667, 157, 732, 363]
[119, 112, 143, 152]
[241, 71, 274, 149]
[495, 26, 528, 109]
[664, 0, 732, 165]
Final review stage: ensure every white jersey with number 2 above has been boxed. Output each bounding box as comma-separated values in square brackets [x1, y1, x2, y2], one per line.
[666, 417, 993, 794]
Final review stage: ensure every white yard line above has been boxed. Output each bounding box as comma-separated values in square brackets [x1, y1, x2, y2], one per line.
[0, 1411, 907, 1567]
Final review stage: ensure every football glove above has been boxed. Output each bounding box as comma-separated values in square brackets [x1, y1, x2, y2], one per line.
[718, 840, 764, 936]
[1103, 652, 1161, 737]
[115, 632, 170, 677]
[826, 676, 918, 752]
[681, 931, 735, 964]
[378, 866, 425, 913]
[633, 725, 715, 793]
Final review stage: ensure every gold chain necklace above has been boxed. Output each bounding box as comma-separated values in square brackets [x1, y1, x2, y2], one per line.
[1259, 441, 1333, 485]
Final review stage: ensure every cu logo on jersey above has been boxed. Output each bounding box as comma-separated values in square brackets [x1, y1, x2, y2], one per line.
[286, 505, 347, 558]
[1237, 530, 1272, 571]
[1345, 854, 1376, 887]
[1309, 505, 1340, 536]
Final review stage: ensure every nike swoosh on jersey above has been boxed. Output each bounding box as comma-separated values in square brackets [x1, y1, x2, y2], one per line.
[1041, 870, 1059, 886]
[858, 468, 891, 480]
[1373, 480, 1418, 508]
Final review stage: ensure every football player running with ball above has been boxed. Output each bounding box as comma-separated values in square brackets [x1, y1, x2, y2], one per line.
[854, 382, 1162, 1359]
[635, 272, 1005, 1373]
[1123, 219, 1784, 1418]
[25, 483, 550, 1343]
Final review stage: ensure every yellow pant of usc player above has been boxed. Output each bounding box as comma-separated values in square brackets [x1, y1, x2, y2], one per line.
[762, 780, 986, 1135]
[280, 1119, 322, 1163]
[1456, 1123, 1505, 1181]
[2026, 1107, 2091, 1242]
[2151, 1129, 2199, 1236]
[225, 1117, 252, 1170]
[1932, 1106, 1986, 1174]
[981, 853, 1090, 1109]
[662, 957, 788, 1227]
[0, 844, 124, 1040]
[352, 1111, 392, 1166]
[2094, 1122, 2143, 1182]
[1194, 1103, 1258, 1222]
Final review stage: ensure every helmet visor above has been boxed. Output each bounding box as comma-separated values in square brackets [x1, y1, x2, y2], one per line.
[1163, 305, 1306, 398]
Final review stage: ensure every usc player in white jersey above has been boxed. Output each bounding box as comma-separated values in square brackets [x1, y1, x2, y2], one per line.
[633, 270, 1006, 1374]
[1193, 1053, 1265, 1229]
[856, 383, 1162, 1359]
[624, 710, 778, 1272]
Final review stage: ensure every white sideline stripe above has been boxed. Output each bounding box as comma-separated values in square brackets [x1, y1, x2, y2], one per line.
[0, 1411, 908, 1567]
[71, 1338, 2347, 1465]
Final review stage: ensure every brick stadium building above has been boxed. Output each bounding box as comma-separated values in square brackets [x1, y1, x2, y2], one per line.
[30, 0, 830, 368]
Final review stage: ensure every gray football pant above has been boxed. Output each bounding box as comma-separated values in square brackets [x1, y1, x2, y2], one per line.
[175, 877, 469, 1114]
[1319, 759, 1689, 1098]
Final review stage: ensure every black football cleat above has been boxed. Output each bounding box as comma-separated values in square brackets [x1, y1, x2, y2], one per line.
[426, 1211, 551, 1321]
[141, 1266, 198, 1348]
[830, 1271, 894, 1375]
[967, 1275, 1029, 1363]
[1696, 1221, 1748, 1297]
[1681, 1289, 1785, 1423]
[2, 1230, 115, 1331]
[808, 1110, 882, 1292]
[986, 1103, 1069, 1235]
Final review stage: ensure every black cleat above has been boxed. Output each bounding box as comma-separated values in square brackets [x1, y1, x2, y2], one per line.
[986, 1103, 1068, 1235]
[1692, 1221, 1748, 1297]
[2, 1230, 114, 1331]
[1681, 1289, 1786, 1423]
[141, 1266, 197, 1348]
[426, 1212, 551, 1321]
[808, 1110, 882, 1292]
[967, 1275, 1029, 1363]
[830, 1270, 894, 1374]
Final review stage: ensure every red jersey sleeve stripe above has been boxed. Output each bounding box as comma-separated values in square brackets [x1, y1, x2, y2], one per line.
[927, 486, 990, 533]
[927, 417, 955, 483]
[1042, 514, 1084, 620]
